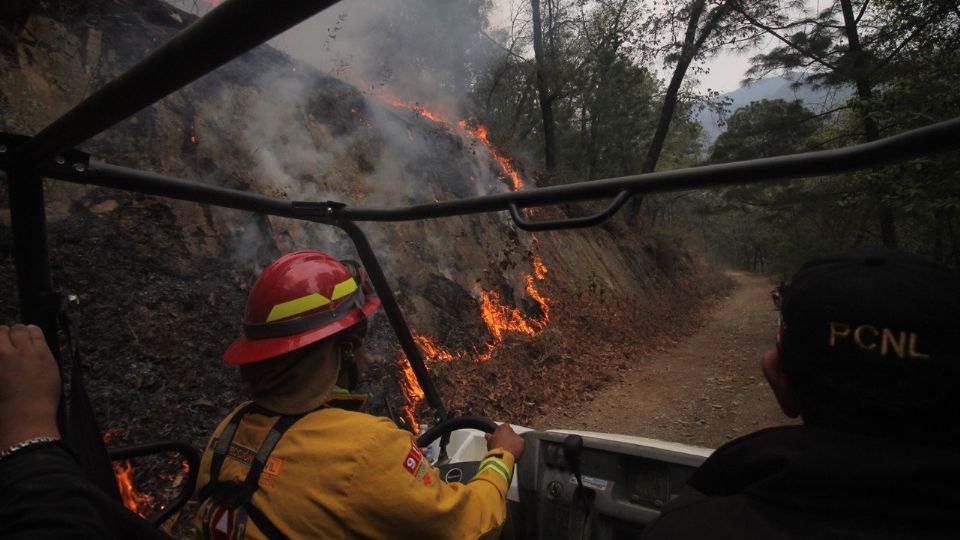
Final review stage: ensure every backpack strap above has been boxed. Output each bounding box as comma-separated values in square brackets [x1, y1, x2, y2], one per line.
[197, 402, 255, 503]
[228, 412, 303, 510]
[199, 404, 306, 540]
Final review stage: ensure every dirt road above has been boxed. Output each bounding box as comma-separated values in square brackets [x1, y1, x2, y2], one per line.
[534, 271, 796, 449]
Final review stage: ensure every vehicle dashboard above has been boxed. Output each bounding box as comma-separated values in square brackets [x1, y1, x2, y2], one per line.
[504, 430, 709, 539]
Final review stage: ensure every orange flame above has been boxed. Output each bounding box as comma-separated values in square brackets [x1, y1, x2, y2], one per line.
[397, 356, 426, 432]
[369, 84, 448, 125]
[397, 260, 551, 427]
[525, 276, 550, 320]
[458, 120, 524, 191]
[415, 333, 468, 364]
[532, 255, 548, 280]
[396, 333, 476, 431]
[354, 80, 523, 191]
[480, 289, 541, 342]
[103, 427, 154, 517]
[368, 83, 550, 426]
[478, 253, 551, 343]
[113, 460, 154, 516]
[392, 240, 549, 428]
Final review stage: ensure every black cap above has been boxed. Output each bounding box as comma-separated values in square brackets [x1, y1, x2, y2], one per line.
[779, 245, 960, 444]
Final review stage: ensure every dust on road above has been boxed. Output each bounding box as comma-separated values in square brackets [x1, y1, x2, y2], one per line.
[534, 271, 796, 449]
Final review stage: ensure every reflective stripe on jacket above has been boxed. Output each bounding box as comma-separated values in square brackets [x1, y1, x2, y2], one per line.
[195, 402, 514, 539]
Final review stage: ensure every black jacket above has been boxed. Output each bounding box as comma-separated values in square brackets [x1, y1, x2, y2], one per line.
[0, 442, 109, 539]
[0, 442, 179, 539]
[642, 426, 960, 539]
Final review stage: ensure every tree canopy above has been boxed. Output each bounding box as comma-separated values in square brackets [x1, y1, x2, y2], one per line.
[464, 0, 960, 272]
[709, 99, 822, 162]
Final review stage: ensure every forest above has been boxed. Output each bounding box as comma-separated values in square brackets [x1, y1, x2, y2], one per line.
[323, 0, 960, 274]
[1, 1, 958, 534]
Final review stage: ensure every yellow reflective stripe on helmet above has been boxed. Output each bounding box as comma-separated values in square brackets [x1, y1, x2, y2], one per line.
[265, 277, 359, 322]
[266, 293, 330, 322]
[330, 277, 358, 301]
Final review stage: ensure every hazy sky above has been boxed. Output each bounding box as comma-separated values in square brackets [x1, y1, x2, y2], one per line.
[172, 0, 816, 96]
[487, 0, 820, 94]
[486, 0, 750, 94]
[697, 46, 766, 94]
[166, 0, 819, 95]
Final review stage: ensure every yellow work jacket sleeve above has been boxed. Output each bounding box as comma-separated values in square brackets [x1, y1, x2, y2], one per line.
[341, 421, 515, 540]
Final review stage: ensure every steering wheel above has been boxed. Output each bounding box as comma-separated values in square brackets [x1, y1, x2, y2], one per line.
[417, 416, 498, 484]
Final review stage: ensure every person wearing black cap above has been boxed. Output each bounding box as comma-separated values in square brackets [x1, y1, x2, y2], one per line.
[642, 246, 960, 539]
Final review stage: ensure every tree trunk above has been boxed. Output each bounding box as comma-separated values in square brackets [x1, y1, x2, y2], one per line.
[579, 89, 589, 172]
[509, 82, 533, 140]
[839, 0, 898, 247]
[627, 0, 712, 225]
[531, 0, 557, 171]
[641, 0, 708, 175]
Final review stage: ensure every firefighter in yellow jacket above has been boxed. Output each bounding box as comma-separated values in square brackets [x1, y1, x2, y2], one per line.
[195, 250, 524, 539]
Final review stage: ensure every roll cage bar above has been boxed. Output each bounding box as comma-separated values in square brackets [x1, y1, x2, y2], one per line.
[1, 0, 959, 528]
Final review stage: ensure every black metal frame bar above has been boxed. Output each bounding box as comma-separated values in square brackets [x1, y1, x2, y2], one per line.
[509, 190, 631, 231]
[3, 166, 59, 342]
[15, 115, 960, 225]
[11, 0, 343, 166]
[4, 146, 452, 419]
[336, 221, 447, 420]
[2, 0, 960, 504]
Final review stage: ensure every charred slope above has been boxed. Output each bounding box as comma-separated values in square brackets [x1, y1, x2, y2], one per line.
[0, 0, 728, 483]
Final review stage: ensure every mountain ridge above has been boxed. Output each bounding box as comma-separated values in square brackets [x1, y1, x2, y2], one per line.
[698, 72, 849, 145]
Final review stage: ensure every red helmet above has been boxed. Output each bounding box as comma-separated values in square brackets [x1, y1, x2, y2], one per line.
[223, 250, 381, 365]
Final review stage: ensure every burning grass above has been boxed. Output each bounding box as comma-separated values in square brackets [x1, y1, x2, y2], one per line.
[396, 251, 552, 431]
[436, 280, 730, 427]
[395, 229, 735, 430]
[354, 80, 525, 192]
[103, 427, 194, 525]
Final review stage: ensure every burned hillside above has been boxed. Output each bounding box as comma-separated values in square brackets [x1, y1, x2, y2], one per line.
[0, 0, 729, 525]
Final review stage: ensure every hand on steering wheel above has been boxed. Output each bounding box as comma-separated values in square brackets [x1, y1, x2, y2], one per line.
[415, 416, 525, 484]
[416, 415, 498, 448]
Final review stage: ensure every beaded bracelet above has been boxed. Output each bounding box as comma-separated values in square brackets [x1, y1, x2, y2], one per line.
[0, 436, 60, 461]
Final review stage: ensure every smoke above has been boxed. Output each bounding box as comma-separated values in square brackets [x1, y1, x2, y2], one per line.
[270, 0, 511, 200]
[172, 0, 520, 281]
[168, 0, 498, 114]
[273, 0, 496, 119]
[362, 98, 506, 198]
[196, 70, 356, 270]
[240, 74, 340, 201]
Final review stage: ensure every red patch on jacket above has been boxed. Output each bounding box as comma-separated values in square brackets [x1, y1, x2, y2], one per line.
[403, 444, 423, 475]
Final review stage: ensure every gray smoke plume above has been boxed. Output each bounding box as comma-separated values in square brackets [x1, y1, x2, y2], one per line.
[171, 0, 519, 272]
[273, 0, 495, 118]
